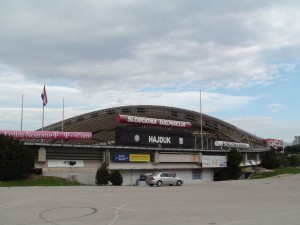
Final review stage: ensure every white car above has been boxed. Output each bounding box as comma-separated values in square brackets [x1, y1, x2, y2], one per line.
[145, 172, 183, 187]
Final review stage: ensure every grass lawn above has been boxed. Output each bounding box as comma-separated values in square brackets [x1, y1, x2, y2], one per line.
[251, 167, 300, 179]
[0, 175, 83, 187]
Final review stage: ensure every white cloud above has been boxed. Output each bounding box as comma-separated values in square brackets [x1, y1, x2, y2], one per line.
[1, 1, 300, 93]
[267, 103, 287, 112]
[227, 116, 295, 143]
[0, 68, 257, 130]
[0, 1, 300, 144]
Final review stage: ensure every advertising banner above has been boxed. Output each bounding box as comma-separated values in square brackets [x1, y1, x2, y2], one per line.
[202, 156, 227, 168]
[0, 130, 92, 140]
[113, 154, 130, 162]
[115, 127, 194, 148]
[116, 114, 192, 129]
[130, 154, 150, 162]
[113, 153, 150, 162]
[48, 160, 84, 167]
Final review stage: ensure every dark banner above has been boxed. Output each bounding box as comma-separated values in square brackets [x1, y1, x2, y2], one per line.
[115, 127, 194, 148]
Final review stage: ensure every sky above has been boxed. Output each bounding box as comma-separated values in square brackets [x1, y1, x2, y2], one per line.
[0, 0, 299, 144]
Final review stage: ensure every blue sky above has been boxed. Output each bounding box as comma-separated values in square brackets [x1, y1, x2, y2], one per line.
[0, 0, 299, 144]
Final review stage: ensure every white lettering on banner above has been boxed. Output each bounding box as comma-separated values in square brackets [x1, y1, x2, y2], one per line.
[0, 130, 92, 140]
[179, 137, 183, 145]
[128, 116, 157, 125]
[117, 114, 192, 129]
[149, 136, 171, 144]
[214, 141, 249, 149]
[159, 120, 185, 127]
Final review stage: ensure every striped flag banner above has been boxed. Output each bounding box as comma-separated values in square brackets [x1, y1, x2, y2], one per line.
[41, 85, 48, 106]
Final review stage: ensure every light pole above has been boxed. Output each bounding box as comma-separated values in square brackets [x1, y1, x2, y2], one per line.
[200, 90, 204, 150]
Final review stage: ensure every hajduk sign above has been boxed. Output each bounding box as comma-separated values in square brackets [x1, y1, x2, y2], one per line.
[116, 114, 192, 129]
[115, 127, 194, 147]
[0, 130, 92, 140]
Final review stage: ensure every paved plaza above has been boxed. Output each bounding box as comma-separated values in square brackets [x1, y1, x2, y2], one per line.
[1, 174, 300, 225]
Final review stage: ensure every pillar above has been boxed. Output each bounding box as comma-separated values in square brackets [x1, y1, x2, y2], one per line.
[198, 152, 203, 165]
[244, 153, 248, 161]
[154, 151, 160, 164]
[38, 147, 46, 163]
[103, 149, 110, 165]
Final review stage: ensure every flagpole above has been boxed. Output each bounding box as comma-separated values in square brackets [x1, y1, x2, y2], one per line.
[62, 98, 64, 132]
[42, 103, 45, 131]
[200, 90, 203, 150]
[62, 98, 64, 144]
[21, 94, 24, 131]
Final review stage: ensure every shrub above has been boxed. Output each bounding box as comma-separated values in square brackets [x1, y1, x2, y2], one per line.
[0, 135, 34, 181]
[95, 163, 110, 185]
[110, 170, 123, 186]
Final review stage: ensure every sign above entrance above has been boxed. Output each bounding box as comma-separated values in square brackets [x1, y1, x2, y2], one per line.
[116, 114, 192, 129]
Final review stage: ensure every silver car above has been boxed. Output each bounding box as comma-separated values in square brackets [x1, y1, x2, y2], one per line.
[145, 172, 183, 186]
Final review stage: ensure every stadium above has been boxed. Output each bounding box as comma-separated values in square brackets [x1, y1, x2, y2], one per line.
[22, 105, 267, 185]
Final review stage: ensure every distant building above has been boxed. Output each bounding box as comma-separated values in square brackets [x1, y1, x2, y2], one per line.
[265, 138, 284, 149]
[293, 136, 300, 145]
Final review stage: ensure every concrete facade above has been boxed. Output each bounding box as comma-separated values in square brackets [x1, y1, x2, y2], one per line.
[32, 145, 262, 185]
[26, 105, 267, 185]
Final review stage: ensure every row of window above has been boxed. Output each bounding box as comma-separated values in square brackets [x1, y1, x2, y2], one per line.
[192, 169, 202, 179]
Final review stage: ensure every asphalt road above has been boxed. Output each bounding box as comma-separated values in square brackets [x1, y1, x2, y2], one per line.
[1, 174, 300, 225]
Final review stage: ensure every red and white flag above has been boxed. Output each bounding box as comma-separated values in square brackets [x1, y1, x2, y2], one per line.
[41, 85, 48, 106]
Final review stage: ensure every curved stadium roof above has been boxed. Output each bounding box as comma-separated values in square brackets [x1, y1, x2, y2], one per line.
[41, 105, 265, 149]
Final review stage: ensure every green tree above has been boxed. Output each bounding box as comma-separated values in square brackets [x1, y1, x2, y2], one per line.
[214, 148, 243, 181]
[261, 149, 280, 169]
[95, 163, 110, 185]
[278, 155, 289, 167]
[285, 145, 300, 154]
[227, 148, 243, 179]
[227, 148, 243, 168]
[289, 155, 300, 167]
[0, 135, 34, 181]
[110, 170, 123, 186]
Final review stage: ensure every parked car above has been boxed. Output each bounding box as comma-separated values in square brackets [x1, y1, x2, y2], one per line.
[145, 172, 183, 186]
[139, 173, 155, 181]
